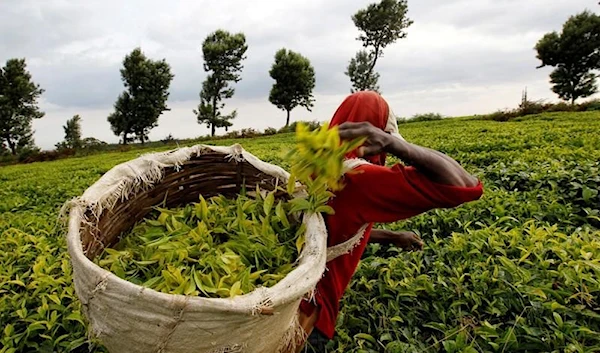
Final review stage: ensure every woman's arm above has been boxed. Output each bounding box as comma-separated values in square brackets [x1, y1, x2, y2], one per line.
[338, 122, 478, 187]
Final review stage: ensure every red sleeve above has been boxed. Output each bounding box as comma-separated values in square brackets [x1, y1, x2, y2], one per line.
[341, 163, 484, 224]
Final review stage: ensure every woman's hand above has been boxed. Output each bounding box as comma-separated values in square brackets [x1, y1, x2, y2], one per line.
[338, 122, 393, 157]
[391, 231, 424, 251]
[370, 229, 424, 251]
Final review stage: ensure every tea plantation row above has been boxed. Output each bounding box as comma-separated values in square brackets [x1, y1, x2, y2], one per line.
[1, 112, 599, 352]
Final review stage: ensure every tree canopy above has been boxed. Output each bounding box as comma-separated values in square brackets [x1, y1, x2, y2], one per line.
[268, 48, 316, 127]
[535, 11, 600, 104]
[0, 58, 44, 155]
[346, 0, 412, 92]
[108, 48, 174, 144]
[57, 115, 82, 150]
[345, 50, 381, 93]
[195, 30, 248, 136]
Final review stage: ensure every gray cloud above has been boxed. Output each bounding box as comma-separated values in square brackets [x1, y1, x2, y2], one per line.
[411, 0, 594, 35]
[1, 0, 596, 149]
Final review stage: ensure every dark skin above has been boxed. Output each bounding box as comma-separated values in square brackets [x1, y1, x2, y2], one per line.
[370, 228, 423, 251]
[338, 121, 479, 252]
[338, 121, 479, 188]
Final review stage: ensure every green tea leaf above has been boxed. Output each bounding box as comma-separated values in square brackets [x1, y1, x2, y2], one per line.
[296, 234, 305, 254]
[263, 191, 275, 216]
[553, 312, 564, 327]
[354, 333, 377, 345]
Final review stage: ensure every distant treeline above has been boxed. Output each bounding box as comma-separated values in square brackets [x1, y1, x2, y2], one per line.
[2, 3, 599, 164]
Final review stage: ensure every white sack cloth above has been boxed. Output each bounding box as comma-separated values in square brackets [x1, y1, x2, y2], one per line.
[64, 144, 329, 353]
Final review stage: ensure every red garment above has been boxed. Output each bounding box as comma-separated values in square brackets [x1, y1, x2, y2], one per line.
[299, 92, 484, 339]
[299, 163, 483, 338]
[329, 91, 390, 166]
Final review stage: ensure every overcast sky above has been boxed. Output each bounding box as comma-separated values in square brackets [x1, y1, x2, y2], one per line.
[1, 0, 596, 149]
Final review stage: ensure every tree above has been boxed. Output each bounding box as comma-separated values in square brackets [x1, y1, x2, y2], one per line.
[0, 58, 44, 155]
[81, 137, 107, 150]
[345, 50, 381, 93]
[345, 0, 412, 92]
[195, 30, 248, 136]
[108, 48, 174, 144]
[57, 115, 82, 149]
[268, 49, 316, 127]
[535, 11, 600, 104]
[108, 92, 134, 144]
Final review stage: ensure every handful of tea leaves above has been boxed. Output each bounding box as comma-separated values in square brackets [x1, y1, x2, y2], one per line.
[285, 123, 366, 215]
[96, 123, 366, 298]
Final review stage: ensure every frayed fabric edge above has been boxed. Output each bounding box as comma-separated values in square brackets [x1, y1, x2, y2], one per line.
[276, 314, 307, 353]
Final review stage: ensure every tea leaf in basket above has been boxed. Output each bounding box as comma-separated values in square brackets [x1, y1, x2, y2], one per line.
[95, 122, 357, 299]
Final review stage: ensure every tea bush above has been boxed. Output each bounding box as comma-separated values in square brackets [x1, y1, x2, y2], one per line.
[263, 127, 278, 135]
[337, 223, 600, 352]
[1, 111, 599, 352]
[0, 224, 105, 353]
[278, 120, 322, 133]
[480, 98, 600, 122]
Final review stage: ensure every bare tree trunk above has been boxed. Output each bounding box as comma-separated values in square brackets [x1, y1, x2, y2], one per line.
[286, 109, 291, 127]
[7, 139, 16, 155]
[212, 82, 219, 137]
[365, 46, 381, 90]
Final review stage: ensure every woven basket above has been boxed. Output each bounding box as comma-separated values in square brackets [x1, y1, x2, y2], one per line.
[64, 144, 328, 353]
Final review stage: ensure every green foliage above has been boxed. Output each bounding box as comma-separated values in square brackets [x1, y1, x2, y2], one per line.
[263, 127, 278, 136]
[278, 120, 322, 133]
[411, 112, 444, 122]
[107, 92, 133, 144]
[580, 99, 600, 111]
[346, 0, 412, 92]
[195, 30, 248, 136]
[96, 192, 305, 298]
[96, 123, 358, 299]
[0, 58, 44, 155]
[346, 50, 381, 93]
[81, 137, 107, 150]
[337, 224, 600, 352]
[480, 109, 519, 122]
[0, 222, 106, 352]
[286, 123, 365, 215]
[18, 148, 76, 164]
[225, 127, 261, 139]
[56, 115, 83, 150]
[161, 134, 176, 144]
[1, 112, 600, 352]
[269, 48, 316, 127]
[516, 89, 546, 116]
[108, 48, 174, 145]
[352, 0, 413, 51]
[550, 67, 596, 104]
[329, 112, 600, 352]
[535, 11, 600, 104]
[518, 101, 546, 116]
[480, 98, 600, 121]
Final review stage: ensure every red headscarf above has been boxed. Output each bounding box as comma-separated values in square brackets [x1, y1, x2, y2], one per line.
[329, 91, 390, 166]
